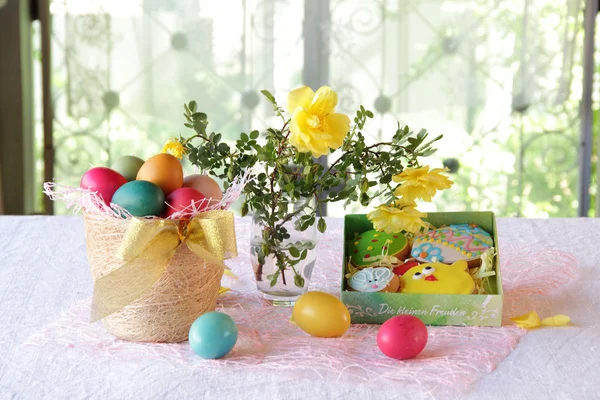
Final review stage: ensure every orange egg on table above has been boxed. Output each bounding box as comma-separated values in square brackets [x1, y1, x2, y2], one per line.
[183, 174, 223, 205]
[136, 153, 183, 195]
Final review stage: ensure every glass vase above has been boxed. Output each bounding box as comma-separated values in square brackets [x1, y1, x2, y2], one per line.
[250, 209, 317, 306]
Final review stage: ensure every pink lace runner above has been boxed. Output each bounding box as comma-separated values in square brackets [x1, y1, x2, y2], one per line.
[23, 221, 578, 394]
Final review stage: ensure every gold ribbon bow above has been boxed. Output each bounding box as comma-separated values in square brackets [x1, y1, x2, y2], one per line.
[91, 211, 237, 321]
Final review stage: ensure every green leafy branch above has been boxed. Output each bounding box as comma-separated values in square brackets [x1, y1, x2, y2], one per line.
[181, 91, 441, 288]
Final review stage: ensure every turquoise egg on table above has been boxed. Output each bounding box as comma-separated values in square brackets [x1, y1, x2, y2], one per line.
[111, 180, 164, 217]
[189, 312, 238, 359]
[111, 155, 145, 181]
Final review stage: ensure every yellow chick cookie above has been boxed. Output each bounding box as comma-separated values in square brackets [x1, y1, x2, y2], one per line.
[401, 260, 475, 294]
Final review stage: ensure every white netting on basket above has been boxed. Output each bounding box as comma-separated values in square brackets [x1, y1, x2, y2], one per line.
[43, 170, 249, 219]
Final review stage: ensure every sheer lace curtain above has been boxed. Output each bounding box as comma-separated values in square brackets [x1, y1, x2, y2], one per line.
[40, 0, 586, 217]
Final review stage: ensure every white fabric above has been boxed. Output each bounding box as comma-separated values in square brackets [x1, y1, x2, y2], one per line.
[0, 216, 598, 399]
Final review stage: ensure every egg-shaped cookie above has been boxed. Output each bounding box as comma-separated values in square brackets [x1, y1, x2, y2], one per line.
[347, 230, 410, 268]
[411, 224, 493, 268]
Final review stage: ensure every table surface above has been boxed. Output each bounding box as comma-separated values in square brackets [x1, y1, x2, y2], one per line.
[0, 216, 598, 400]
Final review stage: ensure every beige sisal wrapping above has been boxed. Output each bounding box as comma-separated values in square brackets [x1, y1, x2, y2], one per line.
[83, 213, 224, 342]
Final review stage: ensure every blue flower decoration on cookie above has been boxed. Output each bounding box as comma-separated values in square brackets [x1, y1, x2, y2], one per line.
[411, 243, 444, 262]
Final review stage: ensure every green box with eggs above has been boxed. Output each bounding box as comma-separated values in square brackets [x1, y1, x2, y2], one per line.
[341, 211, 503, 326]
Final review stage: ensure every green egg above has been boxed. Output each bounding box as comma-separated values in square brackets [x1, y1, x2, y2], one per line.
[111, 155, 145, 181]
[112, 180, 165, 217]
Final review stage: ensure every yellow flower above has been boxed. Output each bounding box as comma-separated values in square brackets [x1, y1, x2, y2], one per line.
[287, 86, 350, 157]
[367, 200, 428, 234]
[393, 166, 453, 202]
[161, 139, 187, 159]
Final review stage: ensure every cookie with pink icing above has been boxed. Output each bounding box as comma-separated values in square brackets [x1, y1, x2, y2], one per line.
[411, 224, 493, 267]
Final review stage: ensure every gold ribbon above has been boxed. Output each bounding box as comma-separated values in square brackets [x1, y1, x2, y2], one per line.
[91, 211, 237, 322]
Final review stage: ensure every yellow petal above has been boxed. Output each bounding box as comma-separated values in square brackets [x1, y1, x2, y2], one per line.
[322, 113, 350, 149]
[541, 314, 571, 326]
[218, 286, 230, 295]
[306, 138, 330, 158]
[287, 86, 314, 114]
[510, 311, 541, 329]
[309, 86, 338, 116]
[223, 268, 238, 279]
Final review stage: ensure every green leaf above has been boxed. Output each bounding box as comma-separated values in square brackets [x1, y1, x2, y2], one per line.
[289, 246, 300, 258]
[317, 218, 327, 233]
[241, 132, 249, 142]
[188, 101, 197, 113]
[268, 270, 281, 287]
[294, 275, 305, 288]
[300, 248, 308, 260]
[261, 90, 276, 103]
[250, 130, 260, 139]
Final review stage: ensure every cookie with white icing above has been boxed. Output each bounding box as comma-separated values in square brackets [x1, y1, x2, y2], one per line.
[347, 230, 410, 268]
[411, 224, 493, 268]
[347, 267, 400, 293]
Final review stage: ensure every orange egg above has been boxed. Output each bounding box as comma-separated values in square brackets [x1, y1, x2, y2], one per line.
[136, 153, 183, 195]
[183, 174, 223, 205]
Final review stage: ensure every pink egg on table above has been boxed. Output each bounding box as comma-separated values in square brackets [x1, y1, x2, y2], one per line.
[163, 187, 208, 218]
[80, 167, 128, 205]
[183, 174, 223, 205]
[377, 315, 428, 360]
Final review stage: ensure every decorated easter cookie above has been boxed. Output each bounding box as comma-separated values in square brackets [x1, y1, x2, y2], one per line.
[401, 260, 475, 295]
[411, 224, 493, 267]
[348, 230, 410, 267]
[348, 267, 400, 293]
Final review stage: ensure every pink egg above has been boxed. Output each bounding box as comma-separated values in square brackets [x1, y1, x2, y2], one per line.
[377, 315, 428, 360]
[80, 167, 128, 205]
[164, 187, 207, 218]
[183, 174, 223, 205]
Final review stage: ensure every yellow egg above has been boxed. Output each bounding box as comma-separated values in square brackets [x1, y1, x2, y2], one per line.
[136, 153, 183, 195]
[292, 291, 351, 337]
[182, 174, 223, 205]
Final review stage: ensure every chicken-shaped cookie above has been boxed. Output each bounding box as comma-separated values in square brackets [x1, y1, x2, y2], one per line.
[400, 260, 474, 295]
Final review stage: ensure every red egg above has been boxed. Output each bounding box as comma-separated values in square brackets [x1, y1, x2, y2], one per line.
[163, 187, 208, 218]
[377, 315, 428, 360]
[80, 167, 128, 205]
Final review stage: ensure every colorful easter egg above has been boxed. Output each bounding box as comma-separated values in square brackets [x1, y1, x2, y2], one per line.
[377, 315, 428, 360]
[80, 167, 127, 205]
[292, 291, 351, 337]
[111, 180, 165, 217]
[183, 174, 223, 205]
[163, 187, 207, 218]
[136, 153, 183, 195]
[189, 312, 238, 359]
[111, 155, 145, 181]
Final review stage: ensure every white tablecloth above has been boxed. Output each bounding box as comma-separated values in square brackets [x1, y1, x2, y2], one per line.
[0, 216, 598, 399]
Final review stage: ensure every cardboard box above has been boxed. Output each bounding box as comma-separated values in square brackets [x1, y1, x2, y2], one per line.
[341, 212, 502, 326]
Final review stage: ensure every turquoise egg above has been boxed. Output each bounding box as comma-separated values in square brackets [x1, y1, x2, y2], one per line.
[111, 155, 145, 181]
[189, 312, 238, 359]
[111, 180, 164, 217]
